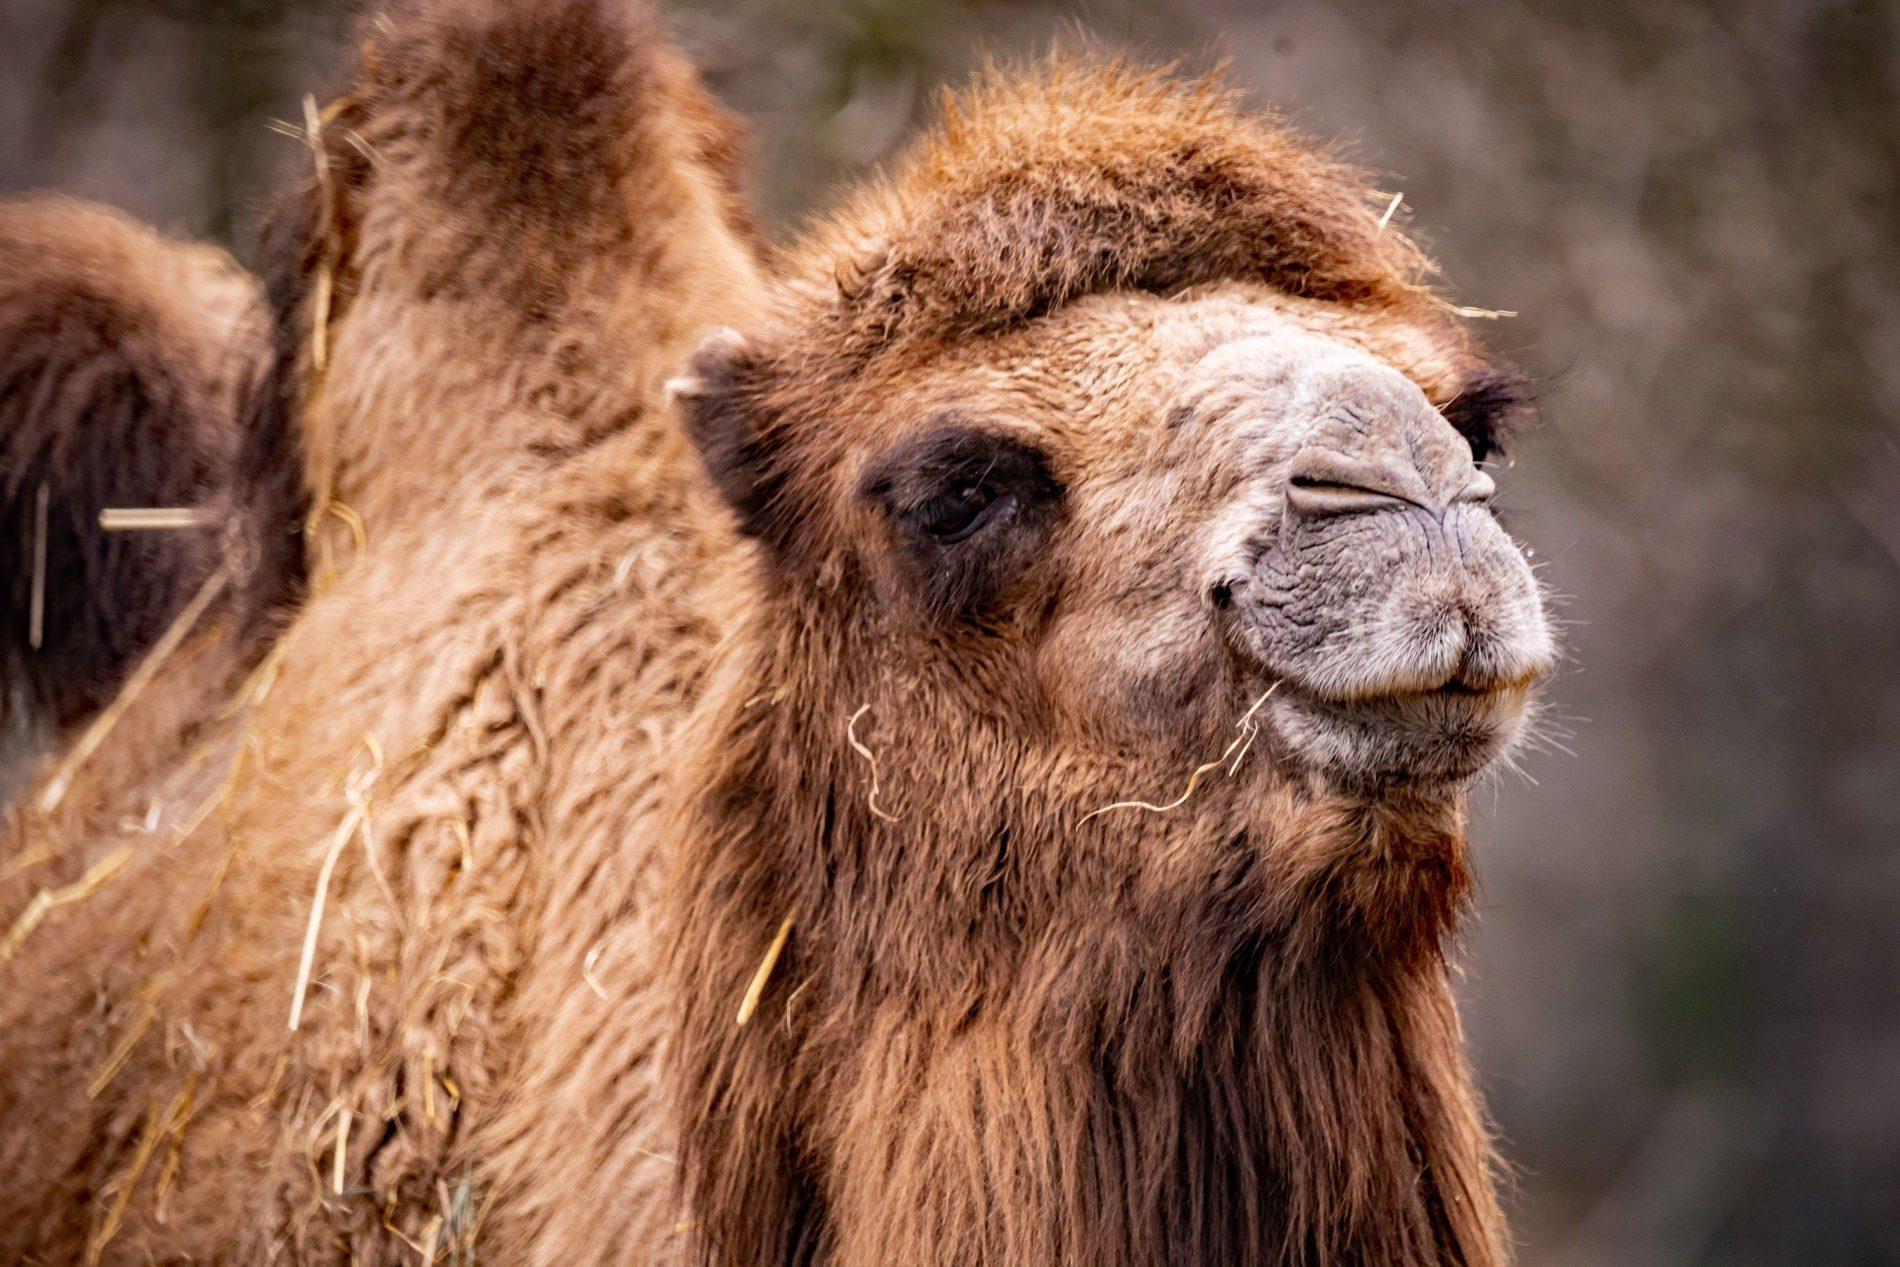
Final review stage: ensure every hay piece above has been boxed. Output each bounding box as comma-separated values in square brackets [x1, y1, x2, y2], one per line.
[845, 704, 902, 822]
[1, 841, 55, 882]
[735, 912, 795, 1028]
[288, 740, 383, 1031]
[1376, 191, 1404, 233]
[28, 483, 47, 650]
[333, 1108, 352, 1195]
[218, 636, 289, 720]
[98, 507, 215, 531]
[152, 1074, 197, 1221]
[288, 799, 366, 1032]
[582, 941, 609, 1000]
[302, 93, 337, 378]
[37, 560, 233, 814]
[88, 999, 157, 1099]
[85, 1079, 190, 1264]
[0, 843, 136, 964]
[1079, 685, 1279, 824]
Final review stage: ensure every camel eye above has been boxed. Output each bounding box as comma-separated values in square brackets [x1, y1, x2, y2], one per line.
[860, 422, 1063, 617]
[921, 480, 1006, 543]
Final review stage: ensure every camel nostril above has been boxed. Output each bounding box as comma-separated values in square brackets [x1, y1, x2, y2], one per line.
[1210, 581, 1234, 610]
[1284, 476, 1408, 517]
[1284, 448, 1422, 518]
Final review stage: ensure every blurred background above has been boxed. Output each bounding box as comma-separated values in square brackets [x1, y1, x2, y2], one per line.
[2, 0, 1895, 1261]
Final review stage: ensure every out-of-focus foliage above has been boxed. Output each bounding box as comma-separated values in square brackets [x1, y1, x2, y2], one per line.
[3, 1, 1895, 1262]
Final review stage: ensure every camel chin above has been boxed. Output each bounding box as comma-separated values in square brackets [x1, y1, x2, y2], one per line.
[1264, 680, 1539, 786]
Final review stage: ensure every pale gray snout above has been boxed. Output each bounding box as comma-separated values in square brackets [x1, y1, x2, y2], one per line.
[1228, 363, 1556, 707]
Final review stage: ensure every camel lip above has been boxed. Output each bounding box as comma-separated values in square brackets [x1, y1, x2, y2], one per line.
[1217, 576, 1555, 708]
[1247, 666, 1543, 709]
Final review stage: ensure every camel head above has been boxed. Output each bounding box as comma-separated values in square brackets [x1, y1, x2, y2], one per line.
[667, 62, 1551, 1267]
[677, 66, 1554, 803]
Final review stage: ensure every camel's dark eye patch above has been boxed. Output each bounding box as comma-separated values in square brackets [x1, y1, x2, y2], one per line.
[1439, 366, 1534, 467]
[860, 421, 1063, 616]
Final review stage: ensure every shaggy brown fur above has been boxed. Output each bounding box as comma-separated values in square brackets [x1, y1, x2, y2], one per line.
[0, 3, 761, 1261]
[0, 4, 1544, 1265]
[0, 198, 294, 797]
[664, 66, 1521, 1267]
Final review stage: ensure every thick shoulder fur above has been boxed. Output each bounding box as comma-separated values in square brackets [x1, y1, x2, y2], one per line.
[0, 3, 765, 1263]
[0, 197, 279, 780]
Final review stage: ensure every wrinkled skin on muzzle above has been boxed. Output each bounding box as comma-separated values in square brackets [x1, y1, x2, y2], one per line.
[1207, 337, 1555, 783]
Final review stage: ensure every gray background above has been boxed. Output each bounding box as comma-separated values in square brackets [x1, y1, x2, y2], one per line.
[3, 1, 1896, 1261]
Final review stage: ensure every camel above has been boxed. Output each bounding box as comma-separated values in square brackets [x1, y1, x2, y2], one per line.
[0, 196, 295, 802]
[0, 2, 1555, 1264]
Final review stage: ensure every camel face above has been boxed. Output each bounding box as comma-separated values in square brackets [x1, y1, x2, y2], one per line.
[823, 283, 1554, 788]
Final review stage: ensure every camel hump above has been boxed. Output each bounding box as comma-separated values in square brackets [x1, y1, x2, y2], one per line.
[0, 196, 263, 757]
[313, 0, 756, 324]
[264, 0, 764, 530]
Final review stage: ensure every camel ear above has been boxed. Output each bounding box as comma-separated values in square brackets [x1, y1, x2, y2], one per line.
[671, 326, 780, 536]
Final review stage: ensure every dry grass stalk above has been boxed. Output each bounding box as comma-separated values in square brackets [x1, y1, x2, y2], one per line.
[1453, 305, 1518, 320]
[75, 713, 288, 1105]
[1, 840, 56, 882]
[288, 743, 382, 1031]
[302, 93, 337, 378]
[314, 499, 368, 555]
[582, 940, 609, 1000]
[218, 634, 290, 721]
[99, 507, 215, 531]
[333, 1108, 352, 1195]
[86, 1078, 190, 1264]
[288, 799, 366, 1031]
[380, 1213, 430, 1258]
[1079, 685, 1279, 824]
[735, 911, 795, 1027]
[294, 90, 376, 600]
[0, 842, 136, 964]
[1376, 190, 1404, 233]
[88, 999, 157, 1099]
[37, 559, 233, 814]
[152, 1073, 197, 1222]
[845, 703, 902, 822]
[28, 482, 47, 650]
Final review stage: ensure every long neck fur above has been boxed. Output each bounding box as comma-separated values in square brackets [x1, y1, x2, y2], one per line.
[667, 623, 1509, 1267]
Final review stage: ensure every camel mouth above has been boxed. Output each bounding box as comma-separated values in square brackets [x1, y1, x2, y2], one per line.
[1214, 490, 1555, 785]
[1263, 676, 1537, 785]
[1219, 572, 1553, 784]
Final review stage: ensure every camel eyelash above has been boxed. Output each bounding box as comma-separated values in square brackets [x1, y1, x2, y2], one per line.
[1439, 366, 1535, 467]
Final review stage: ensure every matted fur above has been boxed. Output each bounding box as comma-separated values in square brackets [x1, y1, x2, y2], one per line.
[0, 4, 1529, 1264]
[0, 3, 762, 1261]
[0, 197, 288, 793]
